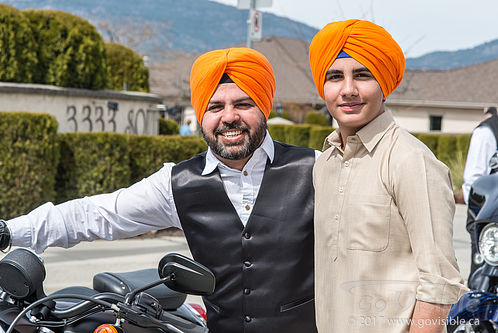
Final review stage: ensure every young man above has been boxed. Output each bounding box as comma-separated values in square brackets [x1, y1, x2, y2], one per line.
[308, 19, 468, 332]
[0, 48, 318, 332]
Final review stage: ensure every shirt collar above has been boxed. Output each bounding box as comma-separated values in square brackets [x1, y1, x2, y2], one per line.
[202, 130, 275, 175]
[323, 110, 395, 153]
[356, 110, 395, 153]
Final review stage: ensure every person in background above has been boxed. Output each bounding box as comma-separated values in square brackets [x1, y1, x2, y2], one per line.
[308, 19, 468, 332]
[0, 47, 318, 333]
[179, 119, 193, 135]
[462, 106, 498, 281]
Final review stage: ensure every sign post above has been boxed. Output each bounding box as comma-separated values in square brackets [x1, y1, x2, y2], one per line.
[238, 0, 272, 48]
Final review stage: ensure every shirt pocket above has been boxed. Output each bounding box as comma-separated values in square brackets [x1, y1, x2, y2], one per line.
[346, 194, 391, 252]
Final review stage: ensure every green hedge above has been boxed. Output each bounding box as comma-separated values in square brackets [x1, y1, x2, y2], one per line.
[159, 118, 180, 135]
[437, 134, 458, 166]
[305, 111, 329, 126]
[129, 135, 206, 183]
[309, 126, 333, 150]
[105, 42, 149, 92]
[23, 9, 107, 89]
[415, 133, 439, 155]
[0, 112, 58, 219]
[285, 125, 312, 147]
[268, 124, 287, 143]
[0, 5, 38, 83]
[56, 132, 131, 203]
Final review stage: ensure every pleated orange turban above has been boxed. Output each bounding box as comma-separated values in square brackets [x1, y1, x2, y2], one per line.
[190, 48, 275, 123]
[309, 19, 405, 100]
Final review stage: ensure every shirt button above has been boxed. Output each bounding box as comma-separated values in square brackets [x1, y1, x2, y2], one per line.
[245, 315, 252, 323]
[243, 232, 251, 239]
[344, 161, 350, 167]
[245, 205, 251, 211]
[243, 288, 251, 295]
[334, 214, 339, 220]
[243, 171, 248, 176]
[338, 186, 344, 193]
[244, 260, 252, 267]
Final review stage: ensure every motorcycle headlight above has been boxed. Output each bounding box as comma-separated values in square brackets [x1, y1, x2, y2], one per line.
[479, 223, 498, 265]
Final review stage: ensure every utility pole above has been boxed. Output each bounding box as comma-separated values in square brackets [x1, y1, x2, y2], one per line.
[246, 0, 255, 48]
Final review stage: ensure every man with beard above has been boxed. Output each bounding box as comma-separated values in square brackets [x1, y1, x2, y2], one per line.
[0, 48, 318, 332]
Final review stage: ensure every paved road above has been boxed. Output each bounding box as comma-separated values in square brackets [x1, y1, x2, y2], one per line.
[1, 204, 471, 299]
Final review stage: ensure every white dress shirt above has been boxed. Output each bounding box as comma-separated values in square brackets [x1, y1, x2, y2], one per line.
[7, 131, 320, 253]
[462, 125, 497, 203]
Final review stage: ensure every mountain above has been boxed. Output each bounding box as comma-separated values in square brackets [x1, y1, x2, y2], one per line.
[406, 38, 498, 70]
[2, 0, 498, 69]
[1, 0, 318, 60]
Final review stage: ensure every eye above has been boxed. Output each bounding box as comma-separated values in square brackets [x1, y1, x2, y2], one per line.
[207, 104, 223, 112]
[355, 71, 373, 80]
[235, 102, 254, 109]
[326, 73, 343, 81]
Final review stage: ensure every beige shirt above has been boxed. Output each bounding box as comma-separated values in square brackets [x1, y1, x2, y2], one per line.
[313, 111, 468, 333]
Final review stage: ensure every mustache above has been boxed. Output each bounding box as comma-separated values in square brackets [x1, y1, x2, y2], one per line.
[213, 122, 249, 136]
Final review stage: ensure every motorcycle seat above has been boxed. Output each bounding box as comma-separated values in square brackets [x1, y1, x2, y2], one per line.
[93, 268, 187, 310]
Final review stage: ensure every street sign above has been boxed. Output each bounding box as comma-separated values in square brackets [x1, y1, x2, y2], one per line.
[237, 0, 272, 9]
[249, 9, 263, 41]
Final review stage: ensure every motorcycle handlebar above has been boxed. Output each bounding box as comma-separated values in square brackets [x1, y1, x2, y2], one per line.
[50, 292, 124, 319]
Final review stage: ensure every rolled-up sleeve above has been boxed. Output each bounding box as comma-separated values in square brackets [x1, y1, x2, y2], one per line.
[393, 148, 468, 304]
[7, 163, 181, 254]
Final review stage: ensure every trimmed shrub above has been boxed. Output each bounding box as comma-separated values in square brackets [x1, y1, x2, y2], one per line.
[305, 111, 329, 126]
[268, 110, 291, 120]
[129, 135, 207, 183]
[105, 42, 149, 92]
[416, 133, 439, 156]
[0, 5, 38, 83]
[56, 132, 130, 203]
[159, 118, 180, 135]
[23, 9, 107, 89]
[0, 112, 58, 219]
[268, 124, 287, 142]
[309, 126, 334, 150]
[456, 134, 472, 158]
[285, 125, 312, 147]
[437, 134, 457, 165]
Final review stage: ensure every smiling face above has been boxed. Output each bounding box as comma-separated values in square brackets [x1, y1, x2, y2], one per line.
[323, 57, 385, 140]
[201, 82, 267, 169]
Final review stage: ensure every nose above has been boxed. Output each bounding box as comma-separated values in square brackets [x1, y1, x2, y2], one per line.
[341, 76, 358, 97]
[220, 105, 241, 123]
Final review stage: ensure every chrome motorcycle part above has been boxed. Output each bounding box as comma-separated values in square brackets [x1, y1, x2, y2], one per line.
[474, 253, 485, 265]
[479, 223, 498, 265]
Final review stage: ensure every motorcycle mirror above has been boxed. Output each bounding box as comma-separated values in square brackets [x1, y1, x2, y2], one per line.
[158, 253, 215, 296]
[0, 248, 47, 301]
[488, 150, 498, 173]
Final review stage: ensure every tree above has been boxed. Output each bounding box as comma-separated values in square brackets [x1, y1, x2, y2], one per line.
[23, 9, 107, 89]
[105, 42, 149, 92]
[0, 4, 38, 83]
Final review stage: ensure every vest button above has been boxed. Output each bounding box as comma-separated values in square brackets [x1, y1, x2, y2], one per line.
[244, 260, 252, 267]
[245, 315, 252, 322]
[243, 288, 251, 295]
[243, 232, 251, 239]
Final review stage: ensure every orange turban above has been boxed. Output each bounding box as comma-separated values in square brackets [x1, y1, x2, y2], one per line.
[309, 19, 405, 100]
[190, 48, 275, 123]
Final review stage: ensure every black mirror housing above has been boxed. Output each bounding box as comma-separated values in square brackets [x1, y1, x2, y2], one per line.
[158, 253, 215, 296]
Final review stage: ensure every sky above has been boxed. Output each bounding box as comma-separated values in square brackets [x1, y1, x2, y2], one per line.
[211, 0, 498, 58]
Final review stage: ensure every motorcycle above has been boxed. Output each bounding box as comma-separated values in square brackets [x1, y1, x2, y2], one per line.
[0, 248, 215, 333]
[447, 151, 498, 333]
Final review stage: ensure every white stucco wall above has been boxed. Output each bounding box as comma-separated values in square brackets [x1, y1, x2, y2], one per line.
[387, 101, 490, 134]
[0, 82, 162, 135]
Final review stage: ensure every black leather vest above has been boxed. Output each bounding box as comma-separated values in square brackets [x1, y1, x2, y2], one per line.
[171, 142, 317, 333]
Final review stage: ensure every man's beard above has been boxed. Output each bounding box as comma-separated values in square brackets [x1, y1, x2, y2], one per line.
[202, 118, 267, 161]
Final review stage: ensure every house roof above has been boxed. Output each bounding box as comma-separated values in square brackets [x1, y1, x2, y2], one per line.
[390, 58, 498, 106]
[149, 36, 498, 107]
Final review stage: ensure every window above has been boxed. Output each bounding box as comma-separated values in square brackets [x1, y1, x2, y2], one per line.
[429, 115, 442, 131]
